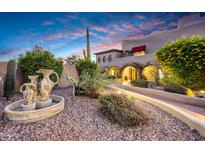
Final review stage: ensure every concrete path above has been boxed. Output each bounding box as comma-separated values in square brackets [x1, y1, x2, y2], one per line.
[109, 84, 205, 115]
[105, 84, 205, 137]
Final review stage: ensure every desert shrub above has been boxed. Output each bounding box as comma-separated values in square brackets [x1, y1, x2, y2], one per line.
[76, 58, 98, 77]
[130, 79, 148, 88]
[163, 84, 188, 95]
[99, 94, 148, 127]
[156, 35, 205, 90]
[18, 45, 63, 82]
[75, 70, 111, 98]
[75, 58, 112, 98]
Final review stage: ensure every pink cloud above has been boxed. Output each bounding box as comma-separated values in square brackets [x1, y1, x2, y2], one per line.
[139, 18, 165, 30]
[42, 20, 54, 26]
[133, 14, 144, 20]
[91, 41, 122, 54]
[44, 29, 85, 41]
[45, 33, 67, 41]
[170, 22, 178, 27]
[112, 25, 126, 32]
[92, 25, 115, 35]
[90, 31, 107, 40]
[122, 23, 138, 32]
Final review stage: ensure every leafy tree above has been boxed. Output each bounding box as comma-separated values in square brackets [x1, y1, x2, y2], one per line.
[156, 35, 205, 90]
[18, 46, 63, 82]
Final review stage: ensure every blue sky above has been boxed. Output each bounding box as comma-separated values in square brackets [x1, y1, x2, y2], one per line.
[0, 12, 203, 61]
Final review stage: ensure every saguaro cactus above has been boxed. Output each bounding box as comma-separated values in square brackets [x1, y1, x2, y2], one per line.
[3, 59, 17, 100]
[86, 28, 91, 59]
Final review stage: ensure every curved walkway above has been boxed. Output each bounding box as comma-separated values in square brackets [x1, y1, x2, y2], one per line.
[106, 84, 205, 137]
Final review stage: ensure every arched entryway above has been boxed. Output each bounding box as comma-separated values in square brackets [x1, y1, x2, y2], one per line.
[142, 65, 164, 82]
[108, 66, 119, 78]
[121, 66, 137, 83]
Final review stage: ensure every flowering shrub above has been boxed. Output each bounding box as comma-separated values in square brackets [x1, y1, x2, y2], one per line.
[156, 35, 205, 90]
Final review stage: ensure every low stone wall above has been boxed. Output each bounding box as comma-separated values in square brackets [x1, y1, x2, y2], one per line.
[106, 85, 205, 137]
[112, 84, 205, 107]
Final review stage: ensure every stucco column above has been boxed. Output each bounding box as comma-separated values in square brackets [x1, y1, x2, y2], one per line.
[137, 69, 142, 79]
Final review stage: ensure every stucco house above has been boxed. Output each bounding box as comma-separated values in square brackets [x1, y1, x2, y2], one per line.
[94, 13, 205, 83]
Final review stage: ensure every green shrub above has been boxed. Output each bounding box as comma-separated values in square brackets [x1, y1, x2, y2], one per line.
[75, 70, 111, 98]
[156, 35, 205, 90]
[76, 58, 98, 77]
[75, 58, 112, 98]
[18, 45, 63, 82]
[163, 84, 188, 95]
[99, 94, 148, 127]
[130, 79, 148, 88]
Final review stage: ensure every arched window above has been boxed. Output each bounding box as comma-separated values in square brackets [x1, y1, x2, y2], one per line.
[97, 57, 101, 63]
[103, 56, 106, 63]
[108, 55, 112, 62]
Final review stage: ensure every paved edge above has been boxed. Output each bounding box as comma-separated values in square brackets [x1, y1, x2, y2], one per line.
[106, 85, 205, 137]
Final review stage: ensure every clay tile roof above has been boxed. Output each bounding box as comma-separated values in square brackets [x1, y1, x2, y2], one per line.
[94, 49, 123, 55]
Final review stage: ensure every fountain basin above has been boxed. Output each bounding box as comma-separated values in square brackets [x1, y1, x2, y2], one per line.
[4, 95, 64, 123]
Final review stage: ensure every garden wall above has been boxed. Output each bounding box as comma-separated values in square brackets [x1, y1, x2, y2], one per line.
[57, 63, 79, 88]
[112, 84, 205, 107]
[0, 62, 8, 96]
[0, 62, 79, 97]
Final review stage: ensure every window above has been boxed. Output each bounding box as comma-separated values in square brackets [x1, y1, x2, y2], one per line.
[108, 55, 112, 62]
[133, 51, 145, 56]
[97, 57, 101, 63]
[103, 56, 106, 63]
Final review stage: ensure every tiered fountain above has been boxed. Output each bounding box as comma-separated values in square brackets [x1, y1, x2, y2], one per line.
[4, 69, 64, 123]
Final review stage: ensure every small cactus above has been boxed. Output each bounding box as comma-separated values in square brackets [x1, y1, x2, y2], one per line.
[83, 49, 87, 59]
[3, 59, 16, 100]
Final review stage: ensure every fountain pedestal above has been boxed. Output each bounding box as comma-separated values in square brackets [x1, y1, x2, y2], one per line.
[21, 103, 36, 111]
[36, 99, 52, 109]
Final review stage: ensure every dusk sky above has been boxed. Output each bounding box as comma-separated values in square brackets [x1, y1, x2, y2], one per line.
[0, 12, 204, 61]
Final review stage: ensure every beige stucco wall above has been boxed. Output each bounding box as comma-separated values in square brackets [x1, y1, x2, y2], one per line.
[122, 14, 205, 53]
[97, 53, 155, 69]
[96, 14, 205, 70]
[58, 63, 79, 88]
[0, 62, 7, 96]
[96, 51, 122, 68]
[0, 61, 79, 96]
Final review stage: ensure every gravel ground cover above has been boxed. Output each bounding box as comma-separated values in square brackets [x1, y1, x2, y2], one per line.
[0, 88, 204, 141]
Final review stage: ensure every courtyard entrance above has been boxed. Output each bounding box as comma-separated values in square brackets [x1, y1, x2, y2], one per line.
[108, 66, 119, 78]
[121, 66, 137, 83]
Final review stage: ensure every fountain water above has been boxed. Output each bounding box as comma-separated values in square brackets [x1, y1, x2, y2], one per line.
[4, 69, 64, 123]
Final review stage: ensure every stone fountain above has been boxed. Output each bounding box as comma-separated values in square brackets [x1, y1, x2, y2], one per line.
[4, 69, 64, 123]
